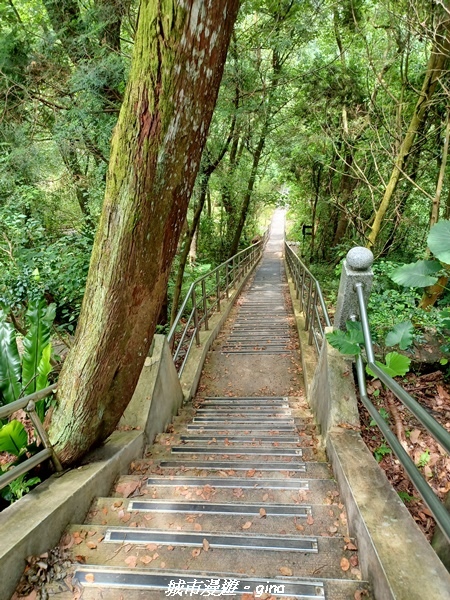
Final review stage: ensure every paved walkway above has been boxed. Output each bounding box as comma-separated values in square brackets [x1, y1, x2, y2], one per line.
[40, 210, 372, 599]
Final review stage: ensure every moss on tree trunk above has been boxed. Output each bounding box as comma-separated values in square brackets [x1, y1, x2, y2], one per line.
[47, 0, 240, 466]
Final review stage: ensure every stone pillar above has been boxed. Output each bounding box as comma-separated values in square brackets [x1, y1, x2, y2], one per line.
[334, 247, 374, 330]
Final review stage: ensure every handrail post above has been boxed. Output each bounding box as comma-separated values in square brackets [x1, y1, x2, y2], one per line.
[192, 288, 200, 345]
[26, 400, 63, 473]
[202, 279, 209, 330]
[216, 269, 221, 312]
[334, 247, 374, 330]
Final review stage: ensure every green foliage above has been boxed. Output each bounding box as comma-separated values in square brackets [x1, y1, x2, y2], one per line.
[0, 299, 55, 408]
[367, 352, 411, 378]
[0, 473, 41, 503]
[427, 220, 450, 264]
[369, 407, 390, 427]
[325, 320, 364, 355]
[385, 321, 414, 350]
[390, 260, 441, 288]
[0, 309, 21, 404]
[374, 442, 391, 463]
[417, 449, 430, 468]
[398, 491, 417, 503]
[0, 420, 27, 455]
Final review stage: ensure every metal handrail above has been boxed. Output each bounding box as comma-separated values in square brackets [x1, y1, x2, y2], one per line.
[0, 384, 63, 492]
[284, 242, 331, 353]
[168, 233, 269, 376]
[353, 282, 450, 543]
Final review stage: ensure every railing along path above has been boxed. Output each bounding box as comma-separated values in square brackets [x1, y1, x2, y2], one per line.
[286, 241, 450, 544]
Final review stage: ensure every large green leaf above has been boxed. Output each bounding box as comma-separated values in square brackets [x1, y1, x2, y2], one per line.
[385, 321, 414, 350]
[367, 352, 411, 378]
[21, 300, 55, 397]
[0, 310, 21, 405]
[427, 220, 450, 264]
[35, 343, 52, 420]
[0, 420, 27, 455]
[326, 321, 364, 355]
[390, 260, 441, 288]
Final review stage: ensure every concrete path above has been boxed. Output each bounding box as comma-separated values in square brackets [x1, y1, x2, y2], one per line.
[37, 210, 373, 599]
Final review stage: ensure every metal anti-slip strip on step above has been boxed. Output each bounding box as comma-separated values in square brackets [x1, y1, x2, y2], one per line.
[195, 407, 292, 414]
[192, 417, 294, 423]
[147, 476, 309, 489]
[186, 423, 297, 431]
[74, 567, 325, 598]
[103, 528, 318, 552]
[172, 446, 303, 456]
[181, 435, 299, 443]
[203, 397, 288, 401]
[158, 460, 306, 471]
[127, 500, 313, 516]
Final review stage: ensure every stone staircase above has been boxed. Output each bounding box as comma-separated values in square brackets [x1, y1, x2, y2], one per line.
[32, 212, 373, 600]
[52, 394, 370, 599]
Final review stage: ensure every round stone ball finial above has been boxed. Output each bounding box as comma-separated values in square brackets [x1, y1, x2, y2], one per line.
[346, 246, 374, 271]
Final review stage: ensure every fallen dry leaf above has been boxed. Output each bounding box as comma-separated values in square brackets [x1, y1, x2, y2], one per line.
[146, 543, 158, 551]
[86, 542, 97, 550]
[140, 555, 153, 564]
[116, 480, 140, 498]
[202, 539, 210, 551]
[194, 523, 202, 532]
[124, 556, 138, 568]
[191, 548, 201, 557]
[279, 566, 293, 576]
[84, 574, 95, 583]
[306, 515, 314, 525]
[259, 508, 267, 518]
[340, 557, 350, 572]
[345, 542, 358, 551]
[242, 521, 252, 530]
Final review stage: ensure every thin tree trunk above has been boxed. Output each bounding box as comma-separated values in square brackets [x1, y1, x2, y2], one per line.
[430, 109, 450, 228]
[47, 0, 240, 466]
[367, 23, 450, 249]
[229, 122, 268, 258]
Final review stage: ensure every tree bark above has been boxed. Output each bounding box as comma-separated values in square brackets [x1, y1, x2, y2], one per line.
[47, 0, 240, 466]
[430, 109, 450, 228]
[367, 19, 450, 249]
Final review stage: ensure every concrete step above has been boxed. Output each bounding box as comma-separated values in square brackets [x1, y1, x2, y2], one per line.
[48, 568, 372, 599]
[85, 497, 349, 537]
[62, 524, 363, 581]
[112, 474, 340, 505]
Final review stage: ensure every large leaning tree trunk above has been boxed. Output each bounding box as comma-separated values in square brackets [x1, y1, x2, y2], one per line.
[47, 0, 240, 467]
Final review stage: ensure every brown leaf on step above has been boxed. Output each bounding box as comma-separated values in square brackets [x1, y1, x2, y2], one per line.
[345, 542, 358, 551]
[87, 530, 96, 537]
[116, 480, 140, 498]
[191, 548, 201, 557]
[262, 493, 269, 501]
[74, 555, 86, 564]
[160, 561, 166, 568]
[152, 553, 159, 560]
[145, 543, 158, 551]
[354, 590, 369, 600]
[84, 574, 95, 583]
[279, 566, 293, 576]
[328, 526, 338, 534]
[340, 557, 350, 572]
[202, 539, 210, 551]
[246, 469, 256, 477]
[306, 515, 314, 525]
[139, 555, 153, 564]
[86, 542, 97, 550]
[259, 508, 267, 518]
[194, 523, 202, 531]
[350, 554, 359, 567]
[242, 521, 252, 530]
[125, 556, 138, 568]
[112, 501, 123, 508]
[295, 523, 304, 532]
[167, 545, 174, 551]
[97, 535, 105, 543]
[121, 513, 132, 523]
